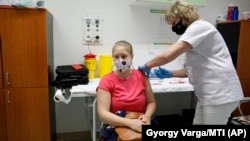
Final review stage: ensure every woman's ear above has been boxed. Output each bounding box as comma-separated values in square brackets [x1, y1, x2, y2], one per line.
[182, 17, 189, 26]
[131, 54, 134, 60]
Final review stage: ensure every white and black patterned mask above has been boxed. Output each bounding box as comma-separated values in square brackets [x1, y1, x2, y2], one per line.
[114, 59, 132, 72]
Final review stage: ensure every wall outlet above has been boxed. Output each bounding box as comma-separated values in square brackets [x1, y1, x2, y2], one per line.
[82, 15, 103, 45]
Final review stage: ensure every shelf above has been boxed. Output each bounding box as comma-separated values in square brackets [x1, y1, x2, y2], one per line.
[130, 0, 206, 10]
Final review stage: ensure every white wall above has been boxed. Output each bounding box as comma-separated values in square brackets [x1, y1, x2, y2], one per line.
[45, 0, 250, 133]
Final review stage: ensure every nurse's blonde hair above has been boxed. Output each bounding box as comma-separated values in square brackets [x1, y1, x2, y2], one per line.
[165, 0, 200, 25]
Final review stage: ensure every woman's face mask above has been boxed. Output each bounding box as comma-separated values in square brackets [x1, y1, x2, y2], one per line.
[172, 20, 187, 35]
[114, 59, 132, 72]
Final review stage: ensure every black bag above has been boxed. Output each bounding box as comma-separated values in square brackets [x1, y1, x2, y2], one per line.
[52, 64, 89, 89]
[53, 76, 89, 89]
[56, 64, 89, 78]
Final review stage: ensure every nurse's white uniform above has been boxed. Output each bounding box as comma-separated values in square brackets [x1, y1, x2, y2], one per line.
[179, 20, 244, 106]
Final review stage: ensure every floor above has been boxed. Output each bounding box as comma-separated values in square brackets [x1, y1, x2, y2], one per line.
[55, 131, 97, 141]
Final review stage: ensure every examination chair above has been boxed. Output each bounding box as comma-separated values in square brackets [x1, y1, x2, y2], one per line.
[228, 97, 250, 125]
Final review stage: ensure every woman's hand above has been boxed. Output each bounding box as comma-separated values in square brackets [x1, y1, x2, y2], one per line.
[127, 114, 151, 132]
[127, 119, 146, 133]
[139, 114, 151, 125]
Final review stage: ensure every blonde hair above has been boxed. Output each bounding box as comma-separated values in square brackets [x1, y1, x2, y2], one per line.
[165, 0, 200, 25]
[112, 40, 134, 56]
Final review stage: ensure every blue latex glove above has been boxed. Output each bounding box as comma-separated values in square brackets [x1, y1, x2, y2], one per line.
[138, 64, 151, 77]
[154, 67, 172, 79]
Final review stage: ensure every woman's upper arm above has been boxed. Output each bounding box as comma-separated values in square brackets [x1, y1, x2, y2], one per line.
[144, 77, 155, 104]
[97, 88, 111, 116]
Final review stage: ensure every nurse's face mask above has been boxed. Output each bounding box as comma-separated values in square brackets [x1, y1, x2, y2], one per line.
[114, 58, 132, 72]
[172, 20, 187, 35]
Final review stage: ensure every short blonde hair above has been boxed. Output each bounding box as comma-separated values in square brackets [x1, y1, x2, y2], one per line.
[165, 0, 200, 25]
[112, 40, 134, 56]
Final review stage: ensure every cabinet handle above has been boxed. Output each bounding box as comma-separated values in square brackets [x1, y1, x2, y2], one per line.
[7, 91, 11, 103]
[6, 72, 10, 85]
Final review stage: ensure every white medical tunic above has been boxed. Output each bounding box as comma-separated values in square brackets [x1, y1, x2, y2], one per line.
[179, 20, 244, 106]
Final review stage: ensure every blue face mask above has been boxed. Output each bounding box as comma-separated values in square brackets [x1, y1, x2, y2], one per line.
[172, 21, 187, 35]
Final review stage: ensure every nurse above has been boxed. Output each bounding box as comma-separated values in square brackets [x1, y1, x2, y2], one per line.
[139, 0, 244, 125]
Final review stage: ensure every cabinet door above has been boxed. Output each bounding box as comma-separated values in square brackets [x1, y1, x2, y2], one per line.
[0, 43, 7, 141]
[4, 88, 50, 141]
[237, 21, 250, 116]
[0, 40, 3, 88]
[0, 9, 48, 88]
[0, 89, 7, 141]
[217, 21, 240, 68]
[0, 24, 7, 140]
[236, 21, 250, 80]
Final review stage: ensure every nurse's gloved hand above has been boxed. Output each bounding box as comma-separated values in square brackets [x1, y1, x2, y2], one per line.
[138, 64, 151, 77]
[154, 67, 172, 79]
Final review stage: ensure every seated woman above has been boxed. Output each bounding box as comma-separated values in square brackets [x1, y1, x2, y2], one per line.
[96, 40, 156, 140]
